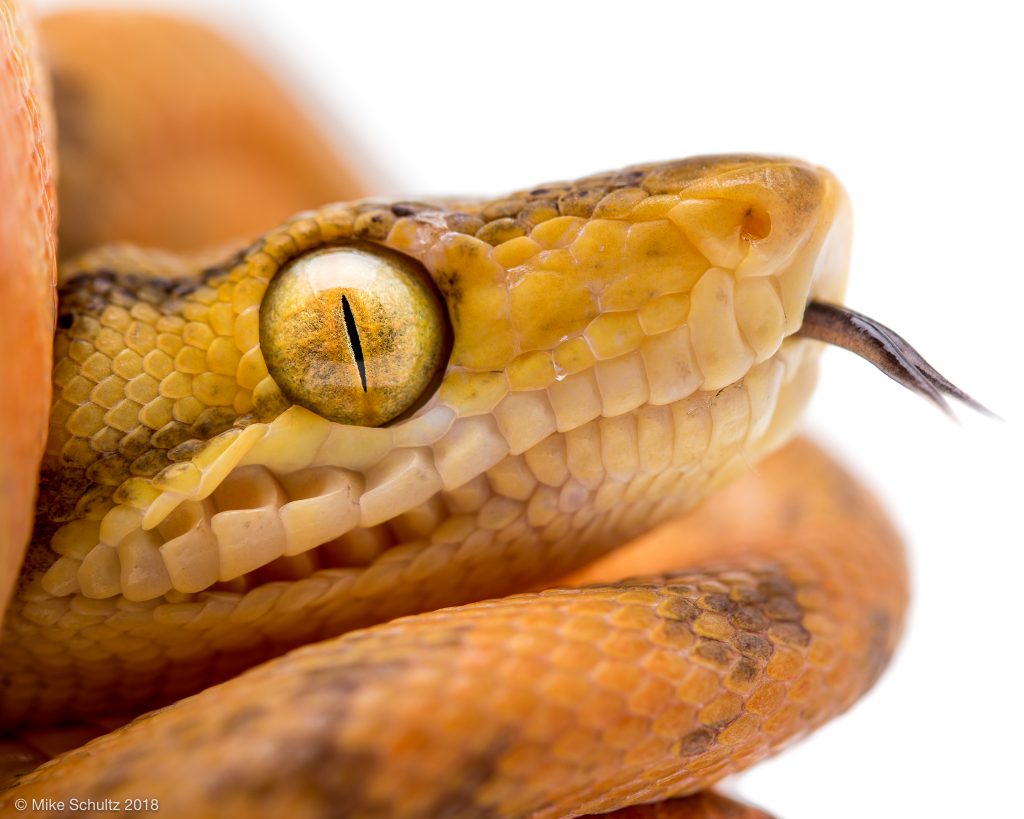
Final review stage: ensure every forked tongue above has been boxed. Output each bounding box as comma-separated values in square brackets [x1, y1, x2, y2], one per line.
[798, 301, 993, 418]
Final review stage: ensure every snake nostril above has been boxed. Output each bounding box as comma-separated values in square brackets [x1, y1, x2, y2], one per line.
[741, 207, 771, 241]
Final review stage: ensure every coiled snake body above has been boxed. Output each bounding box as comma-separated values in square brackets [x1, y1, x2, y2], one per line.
[0, 7, 979, 818]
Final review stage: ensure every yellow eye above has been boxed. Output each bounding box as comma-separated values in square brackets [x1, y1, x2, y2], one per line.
[259, 242, 451, 426]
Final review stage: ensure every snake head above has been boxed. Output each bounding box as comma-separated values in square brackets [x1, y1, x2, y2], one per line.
[31, 156, 852, 601]
[8, 154, 861, 725]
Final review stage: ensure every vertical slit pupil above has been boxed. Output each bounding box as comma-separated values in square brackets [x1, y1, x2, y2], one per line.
[341, 295, 368, 392]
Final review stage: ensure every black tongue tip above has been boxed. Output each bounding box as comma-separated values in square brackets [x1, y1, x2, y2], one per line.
[796, 301, 997, 420]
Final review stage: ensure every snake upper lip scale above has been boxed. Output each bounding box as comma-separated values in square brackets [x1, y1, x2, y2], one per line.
[0, 9, 987, 813]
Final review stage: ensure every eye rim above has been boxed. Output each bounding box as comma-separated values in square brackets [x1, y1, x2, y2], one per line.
[258, 239, 453, 428]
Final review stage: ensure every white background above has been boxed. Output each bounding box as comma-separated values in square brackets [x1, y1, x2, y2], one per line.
[33, 1, 1024, 816]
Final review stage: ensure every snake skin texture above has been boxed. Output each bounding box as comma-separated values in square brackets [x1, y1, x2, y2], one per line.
[0, 0, 57, 622]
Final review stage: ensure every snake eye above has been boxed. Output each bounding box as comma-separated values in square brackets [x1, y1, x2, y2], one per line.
[259, 241, 451, 426]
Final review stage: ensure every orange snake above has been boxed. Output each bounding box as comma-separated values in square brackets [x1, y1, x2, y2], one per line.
[0, 6, 984, 818]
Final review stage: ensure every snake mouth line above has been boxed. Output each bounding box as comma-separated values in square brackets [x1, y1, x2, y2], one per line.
[208, 516, 417, 594]
[798, 300, 991, 417]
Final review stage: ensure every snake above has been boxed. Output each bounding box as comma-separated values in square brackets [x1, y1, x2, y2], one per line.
[0, 6, 985, 818]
